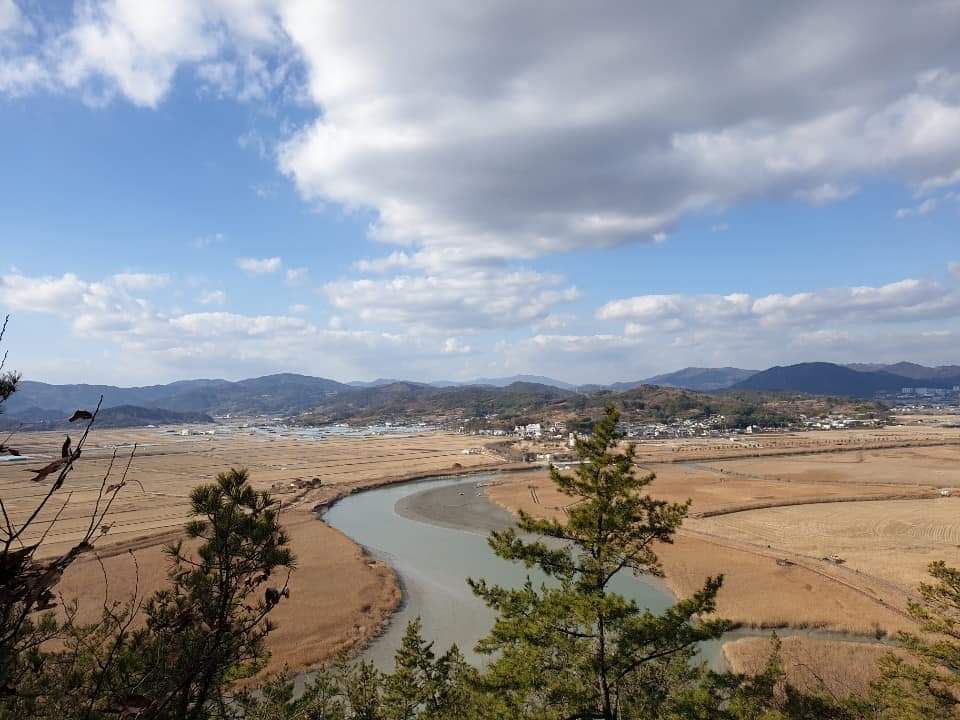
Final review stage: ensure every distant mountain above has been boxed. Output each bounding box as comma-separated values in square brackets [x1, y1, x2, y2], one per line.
[300, 380, 578, 423]
[431, 375, 579, 391]
[347, 378, 403, 388]
[144, 373, 350, 414]
[847, 362, 960, 382]
[5, 373, 350, 418]
[733, 362, 921, 398]
[639, 367, 758, 392]
[0, 404, 214, 430]
[4, 378, 229, 414]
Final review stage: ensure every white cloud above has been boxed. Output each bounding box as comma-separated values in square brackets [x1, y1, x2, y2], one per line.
[949, 261, 960, 279]
[353, 251, 413, 273]
[236, 256, 282, 275]
[198, 289, 227, 306]
[325, 269, 578, 333]
[918, 167, 960, 194]
[275, 3, 960, 263]
[711, 223, 728, 233]
[534, 313, 573, 332]
[6, 3, 960, 263]
[0, 269, 446, 383]
[895, 198, 937, 218]
[111, 272, 170, 290]
[599, 278, 960, 331]
[796, 183, 859, 206]
[288, 303, 309, 314]
[285, 266, 309, 286]
[0, 272, 87, 313]
[0, 0, 30, 36]
[441, 337, 471, 354]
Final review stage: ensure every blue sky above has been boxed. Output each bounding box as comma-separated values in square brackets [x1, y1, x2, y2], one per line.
[1, 1, 959, 385]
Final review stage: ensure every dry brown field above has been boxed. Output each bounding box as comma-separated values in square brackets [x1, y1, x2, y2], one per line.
[4, 424, 501, 674]
[489, 429, 960, 681]
[723, 636, 899, 697]
[627, 425, 960, 463]
[696, 498, 960, 591]
[696, 444, 960, 488]
[55, 515, 400, 680]
[1, 425, 500, 555]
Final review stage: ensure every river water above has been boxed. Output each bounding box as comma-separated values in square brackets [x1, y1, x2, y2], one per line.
[322, 471, 723, 670]
[322, 471, 887, 675]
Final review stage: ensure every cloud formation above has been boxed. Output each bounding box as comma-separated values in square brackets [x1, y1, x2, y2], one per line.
[598, 279, 960, 333]
[324, 269, 578, 333]
[236, 256, 282, 275]
[5, 2, 960, 266]
[0, 269, 455, 382]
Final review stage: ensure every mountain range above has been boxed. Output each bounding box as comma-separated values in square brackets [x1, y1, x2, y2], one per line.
[1, 361, 956, 428]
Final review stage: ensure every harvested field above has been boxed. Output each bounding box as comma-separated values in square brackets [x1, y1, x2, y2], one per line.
[723, 636, 898, 697]
[6, 424, 500, 675]
[696, 498, 960, 591]
[56, 514, 400, 679]
[487, 471, 916, 635]
[622, 425, 960, 463]
[697, 445, 960, 488]
[488, 442, 960, 635]
[1, 425, 501, 556]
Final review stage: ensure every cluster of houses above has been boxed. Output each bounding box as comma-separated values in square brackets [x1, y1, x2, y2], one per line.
[876, 386, 960, 405]
[798, 414, 884, 430]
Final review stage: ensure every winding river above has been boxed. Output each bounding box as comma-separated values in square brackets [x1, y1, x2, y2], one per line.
[322, 470, 888, 674]
[322, 471, 732, 670]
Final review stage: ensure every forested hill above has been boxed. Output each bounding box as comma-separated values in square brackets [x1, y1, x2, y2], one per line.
[2, 370, 896, 428]
[734, 362, 960, 397]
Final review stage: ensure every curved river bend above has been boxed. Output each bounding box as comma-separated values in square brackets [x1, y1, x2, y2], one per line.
[322, 471, 890, 675]
[322, 472, 733, 669]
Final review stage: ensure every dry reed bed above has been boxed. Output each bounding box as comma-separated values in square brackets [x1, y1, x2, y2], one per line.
[723, 636, 901, 697]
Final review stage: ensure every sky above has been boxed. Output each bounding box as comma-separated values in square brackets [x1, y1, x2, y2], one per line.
[1, 1, 959, 386]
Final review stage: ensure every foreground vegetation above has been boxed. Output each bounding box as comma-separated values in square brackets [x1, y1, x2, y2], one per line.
[0, 324, 955, 718]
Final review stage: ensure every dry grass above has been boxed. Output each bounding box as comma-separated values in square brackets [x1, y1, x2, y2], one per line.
[695, 498, 960, 592]
[723, 636, 899, 697]
[0, 426, 500, 557]
[697, 445, 960, 488]
[622, 425, 960, 464]
[487, 442, 960, 635]
[54, 501, 401, 679]
[8, 425, 500, 676]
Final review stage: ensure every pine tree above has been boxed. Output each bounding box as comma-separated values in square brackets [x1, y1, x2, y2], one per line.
[865, 560, 960, 719]
[469, 407, 729, 720]
[382, 619, 458, 719]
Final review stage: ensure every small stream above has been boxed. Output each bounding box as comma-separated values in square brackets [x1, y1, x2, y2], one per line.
[322, 472, 890, 674]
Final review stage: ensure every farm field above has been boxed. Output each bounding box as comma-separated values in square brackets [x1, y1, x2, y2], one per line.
[627, 424, 960, 463]
[696, 498, 960, 591]
[723, 636, 900, 697]
[4, 424, 501, 674]
[1, 425, 500, 555]
[488, 431, 960, 656]
[696, 444, 960, 488]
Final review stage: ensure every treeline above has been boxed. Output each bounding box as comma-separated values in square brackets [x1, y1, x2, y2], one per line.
[1, 322, 954, 720]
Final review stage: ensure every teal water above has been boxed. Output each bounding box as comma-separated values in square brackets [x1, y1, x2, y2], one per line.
[324, 473, 679, 670]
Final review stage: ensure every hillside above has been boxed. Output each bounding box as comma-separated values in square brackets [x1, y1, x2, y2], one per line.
[640, 366, 758, 391]
[4, 378, 229, 414]
[299, 381, 578, 424]
[6, 374, 351, 417]
[847, 362, 960, 381]
[0, 404, 214, 430]
[733, 362, 913, 397]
